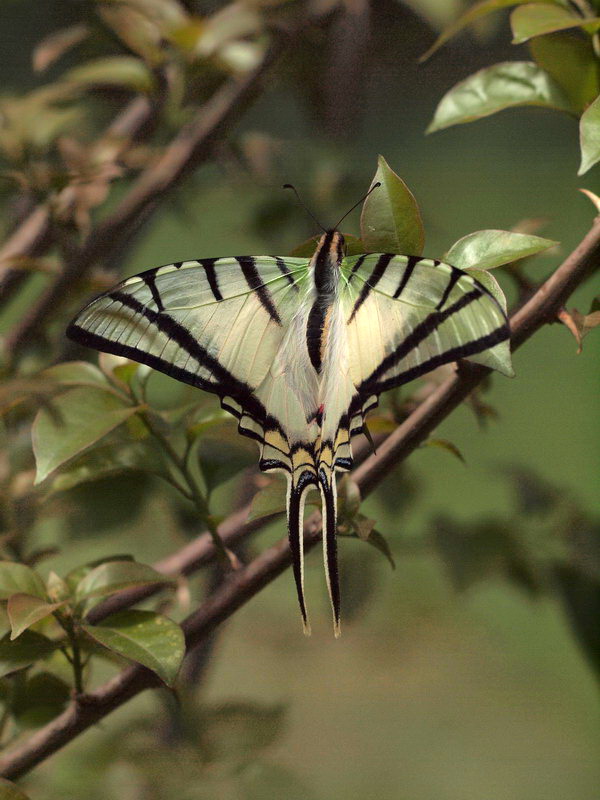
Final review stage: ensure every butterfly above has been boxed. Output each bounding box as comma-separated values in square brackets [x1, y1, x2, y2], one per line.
[67, 187, 512, 636]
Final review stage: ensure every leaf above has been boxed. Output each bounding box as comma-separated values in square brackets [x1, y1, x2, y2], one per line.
[46, 571, 71, 603]
[289, 233, 365, 258]
[32, 385, 142, 484]
[427, 61, 574, 134]
[445, 229, 558, 270]
[579, 94, 600, 175]
[64, 554, 135, 593]
[247, 479, 287, 523]
[0, 606, 9, 639]
[530, 32, 600, 113]
[41, 361, 111, 390]
[420, 0, 555, 61]
[62, 56, 157, 95]
[360, 155, 425, 255]
[0, 631, 57, 678]
[364, 529, 396, 570]
[422, 438, 466, 464]
[511, 4, 600, 44]
[558, 307, 600, 352]
[47, 435, 167, 493]
[10, 671, 70, 730]
[0, 778, 32, 800]
[7, 594, 63, 640]
[75, 560, 173, 605]
[33, 23, 90, 72]
[82, 610, 185, 686]
[0, 562, 46, 600]
[195, 436, 255, 495]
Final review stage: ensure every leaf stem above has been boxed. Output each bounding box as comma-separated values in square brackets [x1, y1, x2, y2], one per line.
[138, 411, 233, 570]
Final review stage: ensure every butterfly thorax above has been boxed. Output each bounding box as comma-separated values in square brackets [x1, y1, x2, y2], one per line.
[306, 230, 345, 374]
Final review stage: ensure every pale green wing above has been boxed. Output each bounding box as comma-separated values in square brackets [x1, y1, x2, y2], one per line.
[341, 253, 512, 403]
[67, 255, 310, 452]
[68, 254, 321, 634]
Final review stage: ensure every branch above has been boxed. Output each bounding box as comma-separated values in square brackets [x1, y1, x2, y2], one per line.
[4, 36, 287, 355]
[0, 96, 157, 311]
[1, 214, 598, 780]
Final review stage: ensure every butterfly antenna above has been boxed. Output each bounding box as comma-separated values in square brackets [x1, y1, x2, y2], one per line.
[283, 184, 326, 233]
[332, 181, 381, 230]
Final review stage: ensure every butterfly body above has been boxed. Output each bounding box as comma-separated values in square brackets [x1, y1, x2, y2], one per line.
[67, 228, 512, 636]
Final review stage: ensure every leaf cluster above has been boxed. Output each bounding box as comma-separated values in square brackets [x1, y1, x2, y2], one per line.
[0, 553, 184, 752]
[423, 0, 600, 173]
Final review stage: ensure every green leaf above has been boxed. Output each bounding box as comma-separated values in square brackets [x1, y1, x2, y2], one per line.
[75, 560, 173, 605]
[10, 671, 70, 730]
[47, 435, 166, 493]
[579, 94, 600, 174]
[64, 554, 135, 593]
[32, 385, 142, 484]
[511, 4, 600, 44]
[427, 61, 574, 134]
[422, 438, 466, 464]
[82, 610, 185, 686]
[195, 435, 255, 495]
[0, 631, 57, 678]
[0, 606, 9, 639]
[360, 155, 425, 255]
[530, 32, 600, 113]
[363, 529, 396, 570]
[445, 229, 558, 270]
[0, 562, 46, 600]
[0, 778, 32, 800]
[289, 233, 364, 258]
[7, 594, 63, 640]
[247, 478, 287, 523]
[42, 361, 111, 390]
[420, 0, 560, 61]
[62, 56, 157, 94]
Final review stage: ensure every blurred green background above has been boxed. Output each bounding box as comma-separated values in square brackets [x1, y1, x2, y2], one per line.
[1, 1, 598, 799]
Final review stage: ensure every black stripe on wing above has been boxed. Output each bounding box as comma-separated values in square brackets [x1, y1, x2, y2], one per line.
[348, 253, 394, 323]
[236, 256, 282, 324]
[199, 258, 223, 301]
[142, 269, 164, 312]
[67, 291, 266, 422]
[392, 255, 421, 298]
[435, 266, 462, 311]
[274, 256, 299, 289]
[359, 289, 510, 395]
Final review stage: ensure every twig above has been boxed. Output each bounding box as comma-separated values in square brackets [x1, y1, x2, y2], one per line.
[5, 40, 286, 355]
[0, 96, 157, 311]
[1, 214, 598, 779]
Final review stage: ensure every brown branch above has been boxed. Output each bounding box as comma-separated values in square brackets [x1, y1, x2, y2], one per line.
[4, 35, 288, 355]
[0, 96, 157, 311]
[1, 214, 598, 780]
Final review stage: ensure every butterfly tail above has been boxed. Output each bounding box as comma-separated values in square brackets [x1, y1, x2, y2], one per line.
[286, 471, 315, 636]
[318, 467, 341, 638]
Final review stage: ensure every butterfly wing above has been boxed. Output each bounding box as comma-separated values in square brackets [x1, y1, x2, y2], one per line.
[67, 255, 313, 450]
[341, 253, 512, 402]
[68, 254, 322, 632]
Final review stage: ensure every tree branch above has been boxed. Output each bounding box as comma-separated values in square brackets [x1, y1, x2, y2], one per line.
[0, 96, 157, 311]
[4, 35, 288, 355]
[1, 214, 598, 780]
